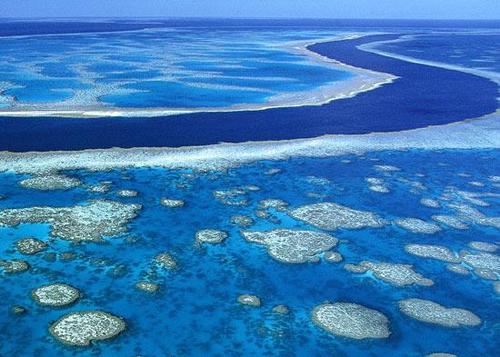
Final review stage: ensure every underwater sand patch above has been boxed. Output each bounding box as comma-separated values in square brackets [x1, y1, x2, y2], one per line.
[0, 259, 30, 274]
[19, 173, 82, 191]
[345, 261, 433, 287]
[117, 189, 138, 197]
[305, 176, 330, 185]
[49, 311, 126, 346]
[244, 185, 260, 191]
[460, 251, 499, 279]
[11, 305, 27, 315]
[451, 203, 500, 229]
[237, 294, 261, 307]
[289, 202, 385, 231]
[255, 209, 270, 219]
[431, 215, 468, 230]
[468, 241, 498, 253]
[213, 188, 249, 206]
[398, 177, 427, 193]
[312, 303, 390, 339]
[307, 192, 327, 199]
[420, 198, 440, 208]
[265, 168, 282, 176]
[473, 269, 497, 280]
[365, 177, 390, 193]
[324, 251, 343, 263]
[455, 190, 490, 207]
[87, 181, 112, 193]
[406, 244, 498, 281]
[272, 304, 290, 314]
[154, 252, 178, 270]
[32, 283, 80, 307]
[446, 264, 470, 275]
[398, 298, 481, 328]
[16, 237, 48, 255]
[365, 177, 384, 185]
[0, 200, 141, 243]
[369, 185, 390, 193]
[405, 244, 460, 263]
[241, 229, 337, 264]
[135, 281, 160, 293]
[374, 165, 400, 172]
[196, 229, 228, 244]
[230, 215, 254, 227]
[160, 198, 185, 208]
[394, 218, 441, 234]
[59, 252, 77, 261]
[258, 199, 289, 211]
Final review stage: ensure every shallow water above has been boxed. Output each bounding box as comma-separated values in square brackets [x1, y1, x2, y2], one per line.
[0, 27, 351, 110]
[0, 149, 498, 356]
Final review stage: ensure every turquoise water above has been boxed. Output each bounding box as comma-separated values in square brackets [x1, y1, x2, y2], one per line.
[3, 79, 90, 104]
[101, 80, 271, 108]
[1, 149, 498, 356]
[0, 28, 352, 110]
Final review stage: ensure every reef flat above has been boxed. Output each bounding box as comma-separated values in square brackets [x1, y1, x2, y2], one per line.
[344, 261, 434, 287]
[312, 303, 391, 339]
[19, 173, 82, 191]
[49, 311, 126, 346]
[399, 299, 481, 328]
[241, 229, 338, 263]
[32, 283, 80, 307]
[394, 218, 441, 234]
[16, 237, 48, 255]
[405, 244, 460, 263]
[0, 20, 499, 356]
[0, 200, 141, 242]
[289, 202, 385, 231]
[0, 148, 498, 356]
[196, 229, 228, 244]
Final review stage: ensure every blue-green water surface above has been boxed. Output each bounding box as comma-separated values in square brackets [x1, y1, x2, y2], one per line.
[0, 149, 498, 356]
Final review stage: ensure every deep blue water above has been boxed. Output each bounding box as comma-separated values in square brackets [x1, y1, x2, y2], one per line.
[0, 27, 498, 151]
[1, 19, 499, 38]
[375, 33, 500, 73]
[0, 149, 499, 356]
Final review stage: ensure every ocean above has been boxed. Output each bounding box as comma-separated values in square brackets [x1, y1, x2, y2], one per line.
[0, 19, 498, 357]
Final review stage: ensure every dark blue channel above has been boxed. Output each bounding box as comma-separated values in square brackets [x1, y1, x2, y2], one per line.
[0, 34, 497, 152]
